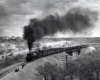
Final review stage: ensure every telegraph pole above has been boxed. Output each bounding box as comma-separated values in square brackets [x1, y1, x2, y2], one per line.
[65, 55, 68, 71]
[61, 54, 68, 71]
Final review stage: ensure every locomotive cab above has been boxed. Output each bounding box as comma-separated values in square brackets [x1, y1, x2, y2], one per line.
[26, 51, 38, 62]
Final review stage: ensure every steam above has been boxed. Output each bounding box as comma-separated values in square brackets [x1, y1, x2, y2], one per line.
[35, 40, 77, 50]
[23, 7, 98, 51]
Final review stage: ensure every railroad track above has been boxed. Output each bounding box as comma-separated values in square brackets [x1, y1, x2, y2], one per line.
[0, 59, 38, 79]
[0, 62, 25, 78]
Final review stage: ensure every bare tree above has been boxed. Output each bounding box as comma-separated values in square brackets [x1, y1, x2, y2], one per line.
[35, 62, 66, 80]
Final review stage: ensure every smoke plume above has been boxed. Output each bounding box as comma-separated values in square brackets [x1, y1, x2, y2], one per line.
[23, 7, 98, 51]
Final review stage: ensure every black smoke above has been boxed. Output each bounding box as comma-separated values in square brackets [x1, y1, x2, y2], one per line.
[23, 7, 98, 51]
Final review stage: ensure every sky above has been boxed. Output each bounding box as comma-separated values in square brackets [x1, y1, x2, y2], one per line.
[0, 0, 100, 37]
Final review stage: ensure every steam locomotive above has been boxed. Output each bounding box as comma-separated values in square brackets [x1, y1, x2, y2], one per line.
[26, 45, 88, 62]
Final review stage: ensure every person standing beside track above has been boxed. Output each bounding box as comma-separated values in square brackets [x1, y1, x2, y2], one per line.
[22, 63, 26, 69]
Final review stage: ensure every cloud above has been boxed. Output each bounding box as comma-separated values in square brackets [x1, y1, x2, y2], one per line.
[0, 5, 7, 18]
[0, 0, 99, 37]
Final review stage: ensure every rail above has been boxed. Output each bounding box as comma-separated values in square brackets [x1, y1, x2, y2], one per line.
[0, 62, 24, 78]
